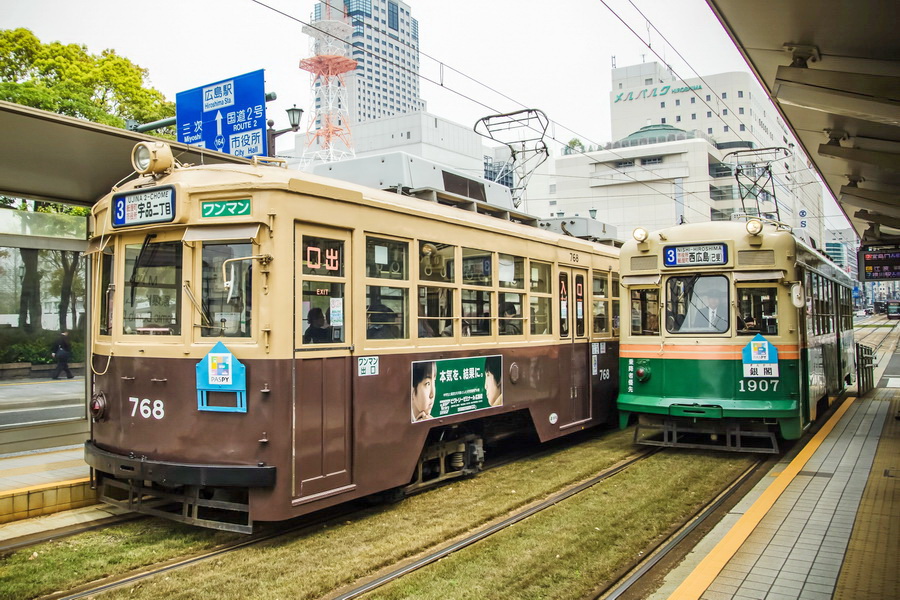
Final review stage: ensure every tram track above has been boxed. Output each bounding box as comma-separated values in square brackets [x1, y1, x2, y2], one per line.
[21, 430, 621, 600]
[327, 449, 659, 600]
[855, 315, 897, 348]
[594, 455, 769, 600]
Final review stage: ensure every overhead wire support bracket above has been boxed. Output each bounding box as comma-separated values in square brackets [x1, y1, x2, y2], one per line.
[474, 109, 550, 208]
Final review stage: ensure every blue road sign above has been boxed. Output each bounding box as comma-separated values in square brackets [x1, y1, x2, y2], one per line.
[176, 70, 267, 158]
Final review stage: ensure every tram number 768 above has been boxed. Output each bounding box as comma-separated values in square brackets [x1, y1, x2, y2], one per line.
[738, 379, 779, 392]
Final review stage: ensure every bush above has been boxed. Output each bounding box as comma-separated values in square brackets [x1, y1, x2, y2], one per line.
[0, 329, 84, 364]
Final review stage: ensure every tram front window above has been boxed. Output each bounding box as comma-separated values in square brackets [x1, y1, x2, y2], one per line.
[200, 242, 252, 337]
[123, 240, 182, 335]
[630, 289, 660, 336]
[666, 275, 729, 333]
[738, 287, 778, 335]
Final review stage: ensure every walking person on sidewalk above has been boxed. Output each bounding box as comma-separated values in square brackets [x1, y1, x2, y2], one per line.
[50, 330, 74, 379]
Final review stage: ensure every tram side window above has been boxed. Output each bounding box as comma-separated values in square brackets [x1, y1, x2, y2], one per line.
[419, 241, 454, 283]
[302, 282, 345, 344]
[367, 286, 407, 339]
[592, 273, 610, 336]
[665, 275, 728, 333]
[98, 247, 114, 336]
[499, 292, 523, 335]
[630, 288, 660, 336]
[302, 236, 347, 345]
[462, 247, 492, 287]
[737, 287, 777, 335]
[611, 272, 620, 336]
[201, 242, 253, 337]
[498, 254, 525, 336]
[418, 286, 453, 337]
[530, 260, 552, 336]
[559, 272, 570, 337]
[461, 289, 492, 336]
[499, 254, 525, 289]
[574, 273, 586, 337]
[123, 240, 182, 335]
[367, 237, 408, 280]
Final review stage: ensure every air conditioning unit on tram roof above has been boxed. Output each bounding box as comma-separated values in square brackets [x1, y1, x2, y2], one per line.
[312, 152, 538, 226]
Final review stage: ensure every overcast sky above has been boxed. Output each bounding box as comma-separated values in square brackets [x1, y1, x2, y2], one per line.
[2, 0, 749, 142]
[2, 0, 846, 227]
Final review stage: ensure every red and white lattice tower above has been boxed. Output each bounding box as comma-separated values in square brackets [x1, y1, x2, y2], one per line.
[300, 2, 357, 164]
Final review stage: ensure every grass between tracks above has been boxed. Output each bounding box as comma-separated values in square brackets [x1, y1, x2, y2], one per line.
[0, 429, 752, 600]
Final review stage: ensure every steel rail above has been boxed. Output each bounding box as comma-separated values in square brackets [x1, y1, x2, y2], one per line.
[331, 449, 659, 600]
[596, 457, 766, 600]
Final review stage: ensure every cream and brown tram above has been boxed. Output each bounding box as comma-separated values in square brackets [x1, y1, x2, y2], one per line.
[84, 142, 621, 532]
[617, 218, 854, 452]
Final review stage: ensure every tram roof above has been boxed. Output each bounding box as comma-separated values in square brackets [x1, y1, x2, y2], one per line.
[705, 0, 900, 242]
[0, 101, 249, 207]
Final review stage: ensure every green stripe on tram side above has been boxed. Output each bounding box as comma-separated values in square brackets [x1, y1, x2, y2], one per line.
[618, 357, 805, 439]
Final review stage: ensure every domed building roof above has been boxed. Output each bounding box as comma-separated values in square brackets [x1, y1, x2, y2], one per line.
[611, 123, 700, 149]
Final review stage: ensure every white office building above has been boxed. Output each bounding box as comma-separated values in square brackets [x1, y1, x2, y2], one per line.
[525, 62, 826, 245]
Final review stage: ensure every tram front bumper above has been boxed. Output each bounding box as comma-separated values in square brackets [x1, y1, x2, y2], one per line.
[618, 397, 800, 419]
[85, 441, 276, 488]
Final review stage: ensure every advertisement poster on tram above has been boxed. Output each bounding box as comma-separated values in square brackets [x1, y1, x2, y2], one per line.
[411, 356, 503, 422]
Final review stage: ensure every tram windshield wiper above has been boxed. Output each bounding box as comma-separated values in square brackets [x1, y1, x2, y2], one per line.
[128, 234, 156, 306]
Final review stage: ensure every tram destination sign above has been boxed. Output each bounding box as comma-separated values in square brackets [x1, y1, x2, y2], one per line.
[112, 187, 175, 228]
[858, 243, 900, 282]
[663, 244, 728, 267]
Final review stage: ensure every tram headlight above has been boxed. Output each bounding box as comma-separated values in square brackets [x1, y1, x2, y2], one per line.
[632, 227, 649, 243]
[746, 219, 764, 236]
[89, 391, 108, 421]
[635, 365, 651, 382]
[132, 142, 174, 175]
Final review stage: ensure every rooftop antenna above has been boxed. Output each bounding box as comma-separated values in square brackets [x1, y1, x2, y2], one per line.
[474, 109, 550, 208]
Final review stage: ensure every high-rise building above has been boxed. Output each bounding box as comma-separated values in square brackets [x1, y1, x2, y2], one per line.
[310, 0, 426, 125]
[825, 228, 859, 281]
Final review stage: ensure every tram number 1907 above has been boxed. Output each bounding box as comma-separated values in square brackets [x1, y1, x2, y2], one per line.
[738, 379, 779, 392]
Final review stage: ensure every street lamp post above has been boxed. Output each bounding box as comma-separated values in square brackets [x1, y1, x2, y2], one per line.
[266, 105, 304, 157]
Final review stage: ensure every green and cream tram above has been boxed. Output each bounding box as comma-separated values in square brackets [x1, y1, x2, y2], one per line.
[617, 218, 854, 452]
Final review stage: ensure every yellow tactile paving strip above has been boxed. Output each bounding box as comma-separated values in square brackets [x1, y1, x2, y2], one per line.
[666, 396, 858, 600]
[833, 388, 900, 600]
[0, 447, 96, 524]
[0, 458, 86, 479]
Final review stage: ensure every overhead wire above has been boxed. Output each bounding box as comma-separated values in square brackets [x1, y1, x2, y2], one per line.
[248, 0, 829, 228]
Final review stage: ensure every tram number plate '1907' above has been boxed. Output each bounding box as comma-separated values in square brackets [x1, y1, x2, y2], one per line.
[112, 187, 175, 227]
[663, 244, 727, 267]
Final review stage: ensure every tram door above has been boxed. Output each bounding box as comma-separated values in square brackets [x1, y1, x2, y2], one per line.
[559, 267, 591, 426]
[293, 225, 354, 501]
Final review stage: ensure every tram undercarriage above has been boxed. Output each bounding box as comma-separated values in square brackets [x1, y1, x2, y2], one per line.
[633, 414, 780, 454]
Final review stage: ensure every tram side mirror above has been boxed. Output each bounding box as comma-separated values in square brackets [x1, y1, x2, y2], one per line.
[790, 283, 805, 308]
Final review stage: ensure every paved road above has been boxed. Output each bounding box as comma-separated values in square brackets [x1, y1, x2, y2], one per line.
[0, 378, 87, 428]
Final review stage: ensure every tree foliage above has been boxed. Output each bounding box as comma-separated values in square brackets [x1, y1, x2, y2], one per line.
[0, 27, 174, 127]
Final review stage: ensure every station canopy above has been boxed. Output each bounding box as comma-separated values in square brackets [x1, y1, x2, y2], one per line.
[706, 0, 900, 241]
[0, 101, 248, 208]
